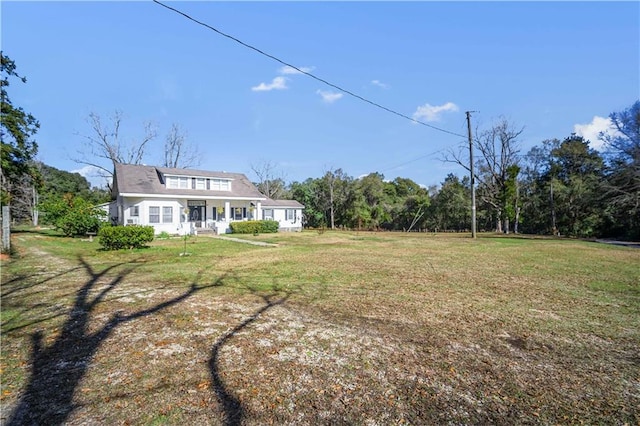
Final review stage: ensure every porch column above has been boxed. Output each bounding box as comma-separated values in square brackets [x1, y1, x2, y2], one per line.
[224, 201, 230, 221]
[255, 201, 262, 220]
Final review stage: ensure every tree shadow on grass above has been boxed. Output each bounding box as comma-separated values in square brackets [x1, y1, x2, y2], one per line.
[209, 281, 296, 426]
[7, 256, 226, 426]
[1, 266, 85, 334]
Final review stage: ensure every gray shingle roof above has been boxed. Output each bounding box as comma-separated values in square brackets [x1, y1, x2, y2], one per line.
[113, 163, 266, 199]
[262, 199, 305, 208]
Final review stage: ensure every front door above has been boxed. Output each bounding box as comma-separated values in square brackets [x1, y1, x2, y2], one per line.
[189, 206, 204, 227]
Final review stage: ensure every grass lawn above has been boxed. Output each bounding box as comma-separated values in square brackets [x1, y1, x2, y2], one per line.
[1, 229, 638, 425]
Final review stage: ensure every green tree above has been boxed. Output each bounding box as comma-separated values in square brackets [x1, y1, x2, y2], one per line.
[1, 53, 40, 206]
[601, 101, 640, 239]
[39, 163, 109, 205]
[548, 135, 605, 237]
[318, 168, 352, 229]
[384, 177, 430, 231]
[520, 139, 560, 235]
[40, 194, 106, 237]
[429, 174, 470, 232]
[289, 178, 325, 228]
[353, 172, 389, 229]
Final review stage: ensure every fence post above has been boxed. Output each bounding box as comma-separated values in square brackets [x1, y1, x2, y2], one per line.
[2, 205, 10, 253]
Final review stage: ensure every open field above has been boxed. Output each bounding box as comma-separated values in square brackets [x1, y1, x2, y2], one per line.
[1, 229, 638, 425]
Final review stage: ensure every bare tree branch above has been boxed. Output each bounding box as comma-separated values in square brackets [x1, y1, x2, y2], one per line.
[250, 160, 287, 199]
[72, 110, 158, 188]
[162, 123, 200, 169]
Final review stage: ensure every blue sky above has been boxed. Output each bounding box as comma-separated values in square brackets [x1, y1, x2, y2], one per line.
[2, 1, 638, 189]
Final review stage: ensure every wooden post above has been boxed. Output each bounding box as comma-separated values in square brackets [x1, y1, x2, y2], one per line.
[2, 206, 10, 252]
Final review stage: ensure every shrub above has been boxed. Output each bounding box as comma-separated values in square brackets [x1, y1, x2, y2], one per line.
[260, 220, 279, 233]
[230, 220, 279, 234]
[41, 195, 106, 237]
[98, 225, 154, 250]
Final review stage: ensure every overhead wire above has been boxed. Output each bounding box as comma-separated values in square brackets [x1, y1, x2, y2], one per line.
[380, 148, 446, 173]
[152, 0, 468, 139]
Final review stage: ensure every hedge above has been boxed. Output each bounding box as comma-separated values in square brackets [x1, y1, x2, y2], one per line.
[230, 220, 279, 234]
[98, 225, 155, 250]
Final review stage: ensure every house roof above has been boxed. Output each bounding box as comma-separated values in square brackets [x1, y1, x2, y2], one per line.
[262, 199, 305, 208]
[113, 163, 266, 200]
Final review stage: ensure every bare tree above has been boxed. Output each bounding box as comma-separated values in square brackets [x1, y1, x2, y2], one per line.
[74, 110, 157, 187]
[7, 171, 39, 225]
[446, 117, 523, 233]
[162, 123, 201, 169]
[250, 160, 287, 199]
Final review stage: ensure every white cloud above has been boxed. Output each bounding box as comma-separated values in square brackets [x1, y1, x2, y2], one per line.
[279, 65, 315, 75]
[573, 116, 621, 151]
[251, 76, 288, 92]
[371, 79, 389, 89]
[412, 102, 459, 122]
[71, 165, 100, 177]
[71, 165, 108, 188]
[317, 89, 343, 104]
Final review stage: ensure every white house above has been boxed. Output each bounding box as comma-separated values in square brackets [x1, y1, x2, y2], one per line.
[110, 163, 304, 235]
[261, 199, 304, 232]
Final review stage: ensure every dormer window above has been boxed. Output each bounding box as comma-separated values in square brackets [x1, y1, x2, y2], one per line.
[165, 174, 231, 191]
[210, 179, 231, 191]
[167, 176, 189, 189]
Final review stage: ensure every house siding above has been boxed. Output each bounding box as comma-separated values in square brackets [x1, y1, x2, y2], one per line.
[117, 197, 265, 235]
[262, 204, 303, 232]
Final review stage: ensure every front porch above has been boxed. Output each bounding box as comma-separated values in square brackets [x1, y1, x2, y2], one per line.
[179, 199, 263, 236]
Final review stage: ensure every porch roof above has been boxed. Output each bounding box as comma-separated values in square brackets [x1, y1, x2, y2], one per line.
[262, 199, 305, 208]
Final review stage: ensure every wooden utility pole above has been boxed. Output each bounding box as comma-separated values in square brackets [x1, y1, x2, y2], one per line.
[466, 111, 477, 239]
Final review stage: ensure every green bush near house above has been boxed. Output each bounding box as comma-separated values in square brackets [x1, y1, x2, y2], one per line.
[98, 225, 155, 250]
[230, 220, 279, 234]
[40, 196, 107, 237]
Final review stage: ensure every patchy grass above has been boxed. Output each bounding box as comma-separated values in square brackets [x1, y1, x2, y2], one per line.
[1, 229, 638, 425]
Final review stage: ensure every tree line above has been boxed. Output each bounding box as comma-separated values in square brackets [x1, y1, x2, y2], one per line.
[256, 102, 640, 240]
[2, 52, 638, 240]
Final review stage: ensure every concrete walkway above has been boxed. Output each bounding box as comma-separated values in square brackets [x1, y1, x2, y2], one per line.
[215, 236, 278, 247]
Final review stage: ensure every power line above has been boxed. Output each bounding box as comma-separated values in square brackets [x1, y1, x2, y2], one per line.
[381, 148, 445, 173]
[152, 0, 467, 139]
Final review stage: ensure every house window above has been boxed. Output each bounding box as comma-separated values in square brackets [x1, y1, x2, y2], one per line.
[130, 206, 139, 217]
[163, 206, 173, 223]
[233, 207, 245, 221]
[179, 177, 189, 189]
[286, 209, 295, 221]
[210, 179, 231, 191]
[167, 177, 179, 189]
[149, 206, 160, 223]
[263, 209, 273, 220]
[214, 207, 225, 221]
[195, 178, 205, 190]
